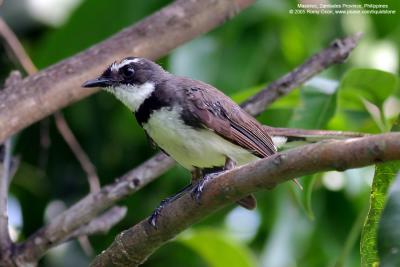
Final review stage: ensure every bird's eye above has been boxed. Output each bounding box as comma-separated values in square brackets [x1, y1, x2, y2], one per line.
[122, 67, 135, 78]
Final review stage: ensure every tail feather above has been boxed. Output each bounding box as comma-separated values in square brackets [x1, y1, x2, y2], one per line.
[236, 194, 257, 210]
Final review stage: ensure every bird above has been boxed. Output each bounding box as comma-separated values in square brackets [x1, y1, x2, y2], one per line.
[82, 57, 277, 227]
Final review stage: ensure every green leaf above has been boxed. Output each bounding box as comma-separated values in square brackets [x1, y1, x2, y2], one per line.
[378, 173, 400, 267]
[361, 115, 400, 266]
[288, 88, 337, 129]
[361, 98, 387, 132]
[340, 68, 398, 109]
[178, 229, 256, 267]
[391, 116, 400, 132]
[328, 109, 381, 133]
[330, 69, 398, 132]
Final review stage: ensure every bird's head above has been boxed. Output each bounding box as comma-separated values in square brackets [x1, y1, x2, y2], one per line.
[82, 57, 167, 111]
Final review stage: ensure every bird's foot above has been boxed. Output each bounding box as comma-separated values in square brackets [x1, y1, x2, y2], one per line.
[191, 172, 221, 204]
[148, 198, 169, 228]
[148, 184, 192, 228]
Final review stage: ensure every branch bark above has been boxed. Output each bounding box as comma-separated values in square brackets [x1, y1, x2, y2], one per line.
[91, 133, 400, 266]
[0, 0, 256, 144]
[12, 31, 362, 265]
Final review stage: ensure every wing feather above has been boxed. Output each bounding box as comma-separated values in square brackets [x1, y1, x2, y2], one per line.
[182, 80, 276, 158]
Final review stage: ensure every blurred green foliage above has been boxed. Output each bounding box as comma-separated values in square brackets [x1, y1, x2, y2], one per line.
[378, 173, 400, 267]
[178, 229, 257, 267]
[1, 0, 400, 266]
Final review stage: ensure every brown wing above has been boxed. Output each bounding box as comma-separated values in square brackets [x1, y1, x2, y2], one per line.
[182, 80, 276, 158]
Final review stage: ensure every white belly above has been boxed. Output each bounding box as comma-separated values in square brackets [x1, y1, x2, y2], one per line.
[142, 107, 259, 170]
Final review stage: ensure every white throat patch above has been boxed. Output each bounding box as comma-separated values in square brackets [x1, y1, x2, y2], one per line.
[108, 82, 155, 112]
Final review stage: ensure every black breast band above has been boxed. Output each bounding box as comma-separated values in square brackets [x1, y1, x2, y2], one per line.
[135, 91, 169, 125]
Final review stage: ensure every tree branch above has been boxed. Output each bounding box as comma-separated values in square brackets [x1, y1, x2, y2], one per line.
[67, 206, 127, 240]
[266, 127, 367, 140]
[0, 0, 256, 144]
[241, 32, 363, 116]
[13, 31, 362, 264]
[0, 72, 24, 263]
[91, 133, 400, 266]
[70, 206, 127, 257]
[14, 153, 175, 265]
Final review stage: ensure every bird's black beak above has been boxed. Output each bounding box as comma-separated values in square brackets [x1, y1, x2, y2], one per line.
[82, 77, 113, 88]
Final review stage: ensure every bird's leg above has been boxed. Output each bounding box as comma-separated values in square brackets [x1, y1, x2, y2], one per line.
[191, 173, 218, 204]
[224, 158, 257, 210]
[224, 157, 236, 170]
[148, 167, 204, 227]
[148, 182, 193, 228]
[191, 158, 235, 203]
[191, 167, 203, 183]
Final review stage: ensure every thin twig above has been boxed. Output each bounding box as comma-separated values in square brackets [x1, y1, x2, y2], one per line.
[0, 17, 101, 193]
[62, 206, 127, 257]
[78, 236, 95, 257]
[0, 139, 12, 252]
[68, 206, 127, 239]
[91, 133, 400, 266]
[54, 112, 100, 192]
[266, 127, 367, 140]
[0, 18, 36, 74]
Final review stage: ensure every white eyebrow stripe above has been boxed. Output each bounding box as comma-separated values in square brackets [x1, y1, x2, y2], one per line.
[110, 62, 118, 72]
[117, 58, 141, 69]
